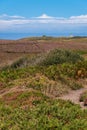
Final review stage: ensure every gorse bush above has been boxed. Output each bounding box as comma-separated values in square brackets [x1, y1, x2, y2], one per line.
[0, 98, 87, 130]
[39, 49, 84, 66]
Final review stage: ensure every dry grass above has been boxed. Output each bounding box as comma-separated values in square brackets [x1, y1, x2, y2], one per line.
[0, 52, 27, 68]
[0, 37, 87, 53]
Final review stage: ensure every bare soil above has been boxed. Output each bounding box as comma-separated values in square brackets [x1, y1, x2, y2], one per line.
[59, 85, 87, 109]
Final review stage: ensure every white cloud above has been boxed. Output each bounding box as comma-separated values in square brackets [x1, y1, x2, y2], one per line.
[0, 14, 25, 19]
[35, 14, 54, 19]
[32, 14, 87, 24]
[0, 13, 87, 24]
[70, 15, 87, 19]
[0, 14, 87, 32]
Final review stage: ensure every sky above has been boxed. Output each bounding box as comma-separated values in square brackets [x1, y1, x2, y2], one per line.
[0, 0, 87, 39]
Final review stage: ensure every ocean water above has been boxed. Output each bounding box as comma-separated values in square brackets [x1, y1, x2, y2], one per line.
[0, 33, 87, 40]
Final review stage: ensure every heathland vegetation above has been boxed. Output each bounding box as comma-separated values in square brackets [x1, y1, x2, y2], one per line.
[0, 37, 87, 129]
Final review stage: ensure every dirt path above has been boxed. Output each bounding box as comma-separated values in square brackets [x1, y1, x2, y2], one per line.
[59, 86, 87, 109]
[0, 85, 87, 109]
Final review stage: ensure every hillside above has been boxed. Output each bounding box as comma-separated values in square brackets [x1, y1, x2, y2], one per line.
[0, 37, 87, 129]
[0, 37, 87, 53]
[0, 36, 87, 67]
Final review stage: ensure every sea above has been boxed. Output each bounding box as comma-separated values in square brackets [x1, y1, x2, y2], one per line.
[0, 33, 87, 40]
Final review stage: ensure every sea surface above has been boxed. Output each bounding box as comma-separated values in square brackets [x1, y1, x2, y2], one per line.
[0, 33, 87, 40]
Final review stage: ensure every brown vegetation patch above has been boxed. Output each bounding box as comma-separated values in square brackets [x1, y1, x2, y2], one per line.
[0, 37, 87, 67]
[0, 90, 46, 108]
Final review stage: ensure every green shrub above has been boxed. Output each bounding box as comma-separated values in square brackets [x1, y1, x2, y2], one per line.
[39, 49, 84, 66]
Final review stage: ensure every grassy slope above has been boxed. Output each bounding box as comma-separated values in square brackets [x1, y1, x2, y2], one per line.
[0, 43, 87, 129]
[0, 68, 87, 129]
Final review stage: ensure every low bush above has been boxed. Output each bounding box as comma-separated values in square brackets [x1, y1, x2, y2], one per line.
[44, 61, 87, 80]
[39, 49, 84, 66]
[0, 99, 87, 130]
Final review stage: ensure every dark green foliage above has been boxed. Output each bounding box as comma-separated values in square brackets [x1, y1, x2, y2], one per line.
[39, 49, 84, 66]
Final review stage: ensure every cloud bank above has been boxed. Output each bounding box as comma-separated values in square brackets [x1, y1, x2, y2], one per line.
[0, 13, 87, 33]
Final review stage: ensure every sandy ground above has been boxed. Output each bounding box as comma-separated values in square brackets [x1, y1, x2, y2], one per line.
[59, 85, 87, 109]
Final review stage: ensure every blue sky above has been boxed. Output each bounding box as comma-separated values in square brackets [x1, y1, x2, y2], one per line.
[0, 0, 87, 17]
[0, 0, 87, 38]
